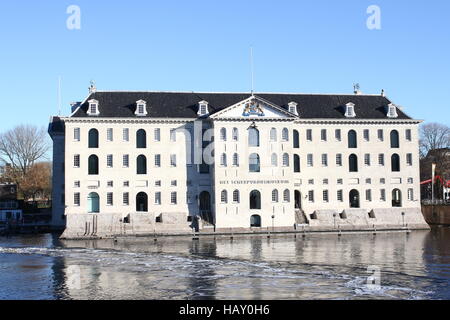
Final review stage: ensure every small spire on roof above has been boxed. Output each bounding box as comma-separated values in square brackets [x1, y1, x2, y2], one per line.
[381, 89, 385, 97]
[353, 83, 362, 95]
[89, 80, 97, 94]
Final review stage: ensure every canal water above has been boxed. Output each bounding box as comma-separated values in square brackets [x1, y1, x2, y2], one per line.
[0, 228, 449, 300]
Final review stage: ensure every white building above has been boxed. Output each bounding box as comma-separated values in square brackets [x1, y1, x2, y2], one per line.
[49, 87, 429, 238]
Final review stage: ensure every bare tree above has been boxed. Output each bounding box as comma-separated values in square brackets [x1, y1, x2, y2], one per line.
[0, 125, 50, 175]
[419, 122, 450, 159]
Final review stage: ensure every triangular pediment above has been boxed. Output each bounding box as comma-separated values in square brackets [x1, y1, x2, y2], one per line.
[210, 95, 298, 119]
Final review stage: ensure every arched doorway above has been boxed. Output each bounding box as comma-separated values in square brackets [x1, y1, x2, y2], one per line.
[250, 190, 261, 209]
[392, 189, 402, 207]
[250, 215, 262, 227]
[199, 191, 212, 223]
[87, 192, 100, 213]
[349, 190, 360, 208]
[295, 191, 302, 209]
[136, 192, 148, 212]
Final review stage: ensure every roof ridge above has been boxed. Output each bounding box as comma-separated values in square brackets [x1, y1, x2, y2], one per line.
[94, 90, 384, 96]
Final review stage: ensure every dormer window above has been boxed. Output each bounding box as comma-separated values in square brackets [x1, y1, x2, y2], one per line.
[197, 100, 209, 117]
[135, 100, 148, 116]
[288, 102, 299, 116]
[386, 103, 398, 118]
[87, 99, 100, 116]
[345, 102, 356, 118]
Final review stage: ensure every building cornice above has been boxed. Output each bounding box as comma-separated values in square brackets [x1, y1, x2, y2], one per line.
[62, 117, 196, 124]
[293, 119, 423, 125]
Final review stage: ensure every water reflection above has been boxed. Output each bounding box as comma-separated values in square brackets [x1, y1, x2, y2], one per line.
[1, 228, 450, 300]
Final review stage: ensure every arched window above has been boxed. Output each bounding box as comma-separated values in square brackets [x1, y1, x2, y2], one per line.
[392, 189, 402, 207]
[390, 130, 400, 148]
[349, 190, 360, 208]
[232, 128, 239, 141]
[282, 153, 289, 167]
[136, 129, 147, 148]
[391, 154, 400, 172]
[220, 153, 227, 167]
[221, 190, 228, 204]
[282, 128, 289, 141]
[272, 189, 279, 202]
[88, 129, 99, 148]
[250, 190, 261, 209]
[233, 190, 240, 203]
[249, 153, 260, 172]
[232, 153, 239, 166]
[349, 154, 358, 172]
[248, 127, 260, 147]
[87, 192, 100, 213]
[137, 155, 147, 174]
[250, 215, 261, 227]
[220, 128, 227, 141]
[136, 192, 148, 212]
[88, 155, 99, 175]
[283, 189, 290, 202]
[271, 153, 278, 167]
[294, 155, 301, 173]
[293, 130, 300, 148]
[348, 130, 357, 148]
[270, 128, 277, 142]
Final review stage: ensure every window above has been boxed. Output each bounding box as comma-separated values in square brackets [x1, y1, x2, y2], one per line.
[307, 154, 313, 167]
[87, 99, 99, 116]
[123, 193, 129, 206]
[322, 154, 328, 167]
[408, 178, 414, 184]
[74, 155, 80, 168]
[220, 153, 227, 167]
[74, 193, 80, 206]
[337, 190, 343, 202]
[349, 154, 358, 172]
[250, 190, 261, 209]
[232, 153, 239, 166]
[282, 153, 290, 167]
[248, 128, 260, 147]
[366, 190, 372, 202]
[364, 154, 371, 166]
[408, 188, 414, 201]
[335, 129, 341, 141]
[123, 128, 129, 141]
[308, 179, 314, 185]
[232, 128, 239, 141]
[321, 129, 327, 141]
[288, 102, 298, 114]
[171, 180, 177, 187]
[271, 153, 278, 167]
[380, 189, 386, 201]
[293, 130, 300, 148]
[74, 181, 80, 188]
[323, 190, 329, 202]
[155, 155, 161, 167]
[387, 104, 398, 118]
[135, 100, 147, 116]
[348, 130, 357, 148]
[378, 129, 384, 141]
[198, 101, 209, 116]
[233, 190, 240, 203]
[88, 129, 99, 148]
[107, 155, 113, 168]
[390, 130, 400, 148]
[137, 155, 147, 174]
[283, 189, 290, 202]
[406, 153, 413, 166]
[323, 179, 329, 185]
[366, 178, 372, 184]
[220, 128, 227, 141]
[378, 154, 385, 166]
[336, 154, 342, 166]
[345, 102, 356, 118]
[107, 193, 113, 206]
[155, 181, 161, 187]
[137, 129, 147, 148]
[170, 129, 177, 142]
[154, 128, 161, 141]
[391, 154, 400, 172]
[308, 190, 314, 203]
[337, 179, 343, 185]
[155, 192, 161, 205]
[249, 154, 261, 172]
[406, 129, 412, 141]
[74, 128, 80, 141]
[392, 189, 402, 207]
[107, 181, 113, 188]
[363, 129, 370, 141]
[88, 155, 99, 175]
[123, 155, 129, 168]
[171, 192, 177, 205]
[123, 181, 129, 187]
[307, 129, 312, 141]
[294, 155, 301, 172]
[380, 178, 386, 184]
[270, 128, 277, 142]
[282, 128, 289, 141]
[107, 128, 113, 142]
[170, 154, 177, 167]
[272, 190, 279, 202]
[221, 190, 228, 203]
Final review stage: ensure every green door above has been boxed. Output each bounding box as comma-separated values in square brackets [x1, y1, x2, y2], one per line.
[88, 193, 100, 213]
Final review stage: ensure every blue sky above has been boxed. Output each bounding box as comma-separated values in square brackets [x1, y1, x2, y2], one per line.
[0, 0, 449, 131]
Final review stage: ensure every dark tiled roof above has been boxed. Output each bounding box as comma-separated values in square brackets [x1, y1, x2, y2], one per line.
[48, 116, 65, 134]
[70, 91, 413, 120]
